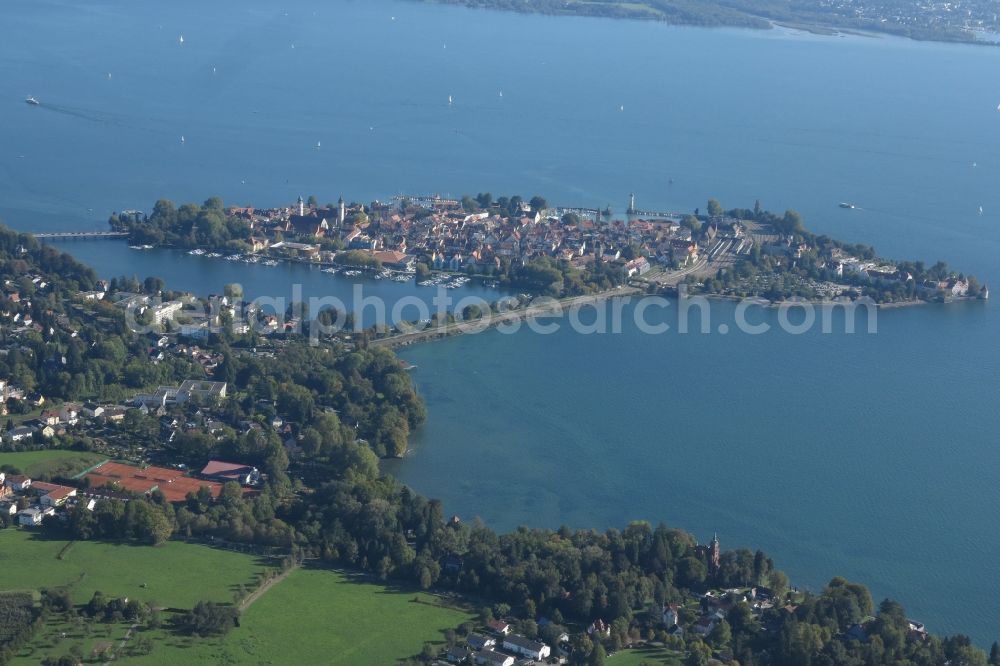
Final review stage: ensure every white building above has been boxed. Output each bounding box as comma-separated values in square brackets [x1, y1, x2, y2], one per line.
[501, 635, 550, 660]
[17, 506, 53, 527]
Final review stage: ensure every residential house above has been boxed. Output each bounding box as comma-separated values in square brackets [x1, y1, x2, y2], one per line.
[82, 402, 105, 418]
[6, 425, 34, 442]
[445, 646, 472, 663]
[18, 507, 44, 526]
[467, 634, 495, 651]
[18, 506, 53, 526]
[473, 650, 514, 666]
[624, 256, 651, 277]
[40, 410, 62, 426]
[487, 620, 511, 636]
[586, 619, 610, 637]
[4, 475, 30, 492]
[102, 406, 128, 423]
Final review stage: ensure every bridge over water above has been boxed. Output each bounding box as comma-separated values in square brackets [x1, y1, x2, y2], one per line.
[32, 231, 128, 240]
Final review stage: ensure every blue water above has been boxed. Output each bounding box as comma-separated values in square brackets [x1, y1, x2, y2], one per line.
[2, 0, 999, 644]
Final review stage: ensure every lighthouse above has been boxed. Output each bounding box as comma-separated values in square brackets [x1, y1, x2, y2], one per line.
[628, 192, 636, 215]
[297, 196, 305, 216]
[338, 195, 346, 226]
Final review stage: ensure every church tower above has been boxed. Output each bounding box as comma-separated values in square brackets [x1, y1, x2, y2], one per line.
[709, 533, 721, 572]
[297, 196, 305, 216]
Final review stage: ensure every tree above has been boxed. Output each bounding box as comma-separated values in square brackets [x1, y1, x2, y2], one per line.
[174, 601, 239, 636]
[707, 198, 724, 217]
[529, 195, 548, 212]
[224, 283, 243, 301]
[684, 641, 710, 666]
[143, 276, 164, 294]
[708, 618, 732, 648]
[588, 641, 606, 666]
[680, 214, 701, 234]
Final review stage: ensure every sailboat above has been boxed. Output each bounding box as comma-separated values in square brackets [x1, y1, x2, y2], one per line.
[180, 135, 185, 144]
[448, 95, 453, 106]
[316, 141, 321, 149]
[179, 35, 184, 44]
[979, 205, 984, 215]
[499, 89, 503, 98]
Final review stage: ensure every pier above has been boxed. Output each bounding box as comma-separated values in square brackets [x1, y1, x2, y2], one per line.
[32, 231, 128, 240]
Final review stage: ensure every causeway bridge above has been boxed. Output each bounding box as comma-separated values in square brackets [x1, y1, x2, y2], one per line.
[627, 209, 684, 220]
[32, 231, 128, 240]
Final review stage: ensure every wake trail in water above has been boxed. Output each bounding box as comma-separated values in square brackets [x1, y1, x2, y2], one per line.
[38, 102, 118, 124]
[34, 102, 186, 140]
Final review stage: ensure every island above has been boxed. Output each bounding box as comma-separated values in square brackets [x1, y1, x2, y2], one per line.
[109, 192, 987, 309]
[410, 0, 1000, 45]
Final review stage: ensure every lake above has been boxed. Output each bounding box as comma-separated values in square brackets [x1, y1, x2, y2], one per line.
[2, 0, 999, 644]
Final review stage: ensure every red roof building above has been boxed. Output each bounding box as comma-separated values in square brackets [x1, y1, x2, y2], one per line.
[85, 461, 222, 503]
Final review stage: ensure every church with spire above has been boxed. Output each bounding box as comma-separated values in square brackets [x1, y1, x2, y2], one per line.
[696, 533, 721, 574]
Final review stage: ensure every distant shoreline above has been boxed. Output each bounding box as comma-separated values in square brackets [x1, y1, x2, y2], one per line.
[410, 0, 997, 46]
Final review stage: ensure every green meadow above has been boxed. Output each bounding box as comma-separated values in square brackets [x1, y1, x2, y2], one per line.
[0, 449, 105, 479]
[0, 530, 272, 608]
[124, 568, 475, 665]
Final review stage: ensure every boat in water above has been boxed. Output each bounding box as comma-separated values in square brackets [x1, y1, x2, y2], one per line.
[838, 202, 856, 209]
[25, 96, 39, 106]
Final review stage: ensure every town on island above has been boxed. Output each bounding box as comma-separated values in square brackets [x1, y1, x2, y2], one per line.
[102, 191, 986, 318]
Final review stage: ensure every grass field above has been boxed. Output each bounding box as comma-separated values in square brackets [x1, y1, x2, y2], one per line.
[0, 529, 274, 608]
[608, 645, 684, 665]
[0, 449, 105, 478]
[123, 568, 476, 665]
